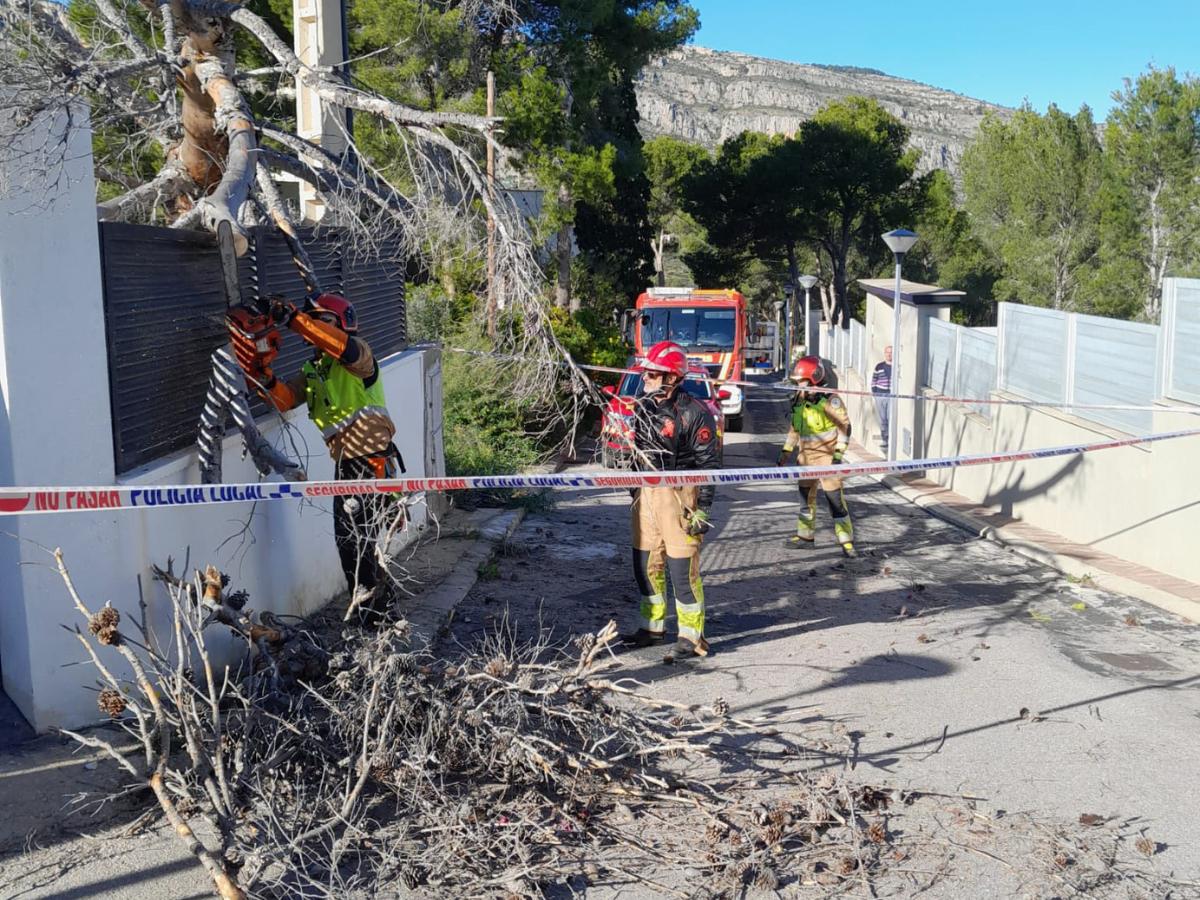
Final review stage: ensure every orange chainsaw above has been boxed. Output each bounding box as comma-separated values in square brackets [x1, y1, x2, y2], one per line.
[218, 221, 282, 384]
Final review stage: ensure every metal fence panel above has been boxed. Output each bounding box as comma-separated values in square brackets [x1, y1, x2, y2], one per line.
[1073, 313, 1158, 433]
[851, 319, 867, 379]
[924, 317, 957, 395]
[1000, 303, 1068, 403]
[1163, 278, 1200, 405]
[956, 327, 997, 419]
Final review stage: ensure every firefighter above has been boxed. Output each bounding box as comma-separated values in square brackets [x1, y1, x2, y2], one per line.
[625, 340, 722, 658]
[229, 294, 402, 622]
[777, 356, 856, 558]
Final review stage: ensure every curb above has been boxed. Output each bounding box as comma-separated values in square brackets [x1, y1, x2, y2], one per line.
[406, 507, 528, 648]
[869, 469, 1200, 624]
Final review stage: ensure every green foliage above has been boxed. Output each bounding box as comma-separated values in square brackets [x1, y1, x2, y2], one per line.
[548, 306, 629, 369]
[799, 97, 925, 323]
[645, 135, 710, 227]
[681, 98, 924, 324]
[961, 105, 1102, 312]
[349, 0, 476, 111]
[496, 1, 699, 302]
[1095, 67, 1200, 319]
[908, 170, 1000, 325]
[441, 332, 540, 477]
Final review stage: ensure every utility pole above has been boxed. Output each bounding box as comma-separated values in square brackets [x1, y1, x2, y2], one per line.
[485, 70, 497, 340]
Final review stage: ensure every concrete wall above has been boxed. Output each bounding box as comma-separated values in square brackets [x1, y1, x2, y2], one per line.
[0, 108, 441, 731]
[833, 293, 1200, 589]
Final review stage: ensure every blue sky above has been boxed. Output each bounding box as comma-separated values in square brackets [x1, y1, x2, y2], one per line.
[693, 1, 1199, 119]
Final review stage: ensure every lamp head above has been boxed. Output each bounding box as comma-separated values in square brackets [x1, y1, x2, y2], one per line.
[882, 228, 918, 255]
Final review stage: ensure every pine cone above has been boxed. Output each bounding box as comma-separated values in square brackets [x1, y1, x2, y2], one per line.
[88, 606, 121, 646]
[225, 589, 249, 611]
[97, 688, 126, 718]
[712, 697, 729, 717]
[484, 656, 510, 678]
[838, 857, 857, 876]
[867, 822, 887, 844]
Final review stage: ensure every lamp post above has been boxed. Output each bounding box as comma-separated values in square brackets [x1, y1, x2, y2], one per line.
[772, 300, 785, 372]
[781, 283, 794, 375]
[881, 229, 918, 461]
[797, 274, 818, 359]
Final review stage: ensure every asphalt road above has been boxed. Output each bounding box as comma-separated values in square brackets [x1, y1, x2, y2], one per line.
[443, 376, 1200, 896]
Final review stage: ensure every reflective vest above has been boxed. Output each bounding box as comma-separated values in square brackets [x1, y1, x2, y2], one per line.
[791, 396, 843, 442]
[302, 355, 388, 443]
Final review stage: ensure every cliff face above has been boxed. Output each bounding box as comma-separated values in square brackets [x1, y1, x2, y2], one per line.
[635, 46, 1011, 177]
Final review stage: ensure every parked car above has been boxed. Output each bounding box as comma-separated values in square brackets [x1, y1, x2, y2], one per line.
[600, 362, 728, 469]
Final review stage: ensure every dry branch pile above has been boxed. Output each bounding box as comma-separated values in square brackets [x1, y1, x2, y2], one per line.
[55, 550, 1187, 899]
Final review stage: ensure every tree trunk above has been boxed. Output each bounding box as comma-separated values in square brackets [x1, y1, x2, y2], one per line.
[653, 230, 667, 286]
[1146, 180, 1166, 322]
[832, 254, 849, 329]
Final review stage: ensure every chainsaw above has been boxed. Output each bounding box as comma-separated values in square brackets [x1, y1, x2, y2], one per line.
[219, 221, 326, 378]
[217, 221, 282, 380]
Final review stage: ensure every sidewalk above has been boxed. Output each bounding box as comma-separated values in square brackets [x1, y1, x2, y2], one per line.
[848, 442, 1200, 623]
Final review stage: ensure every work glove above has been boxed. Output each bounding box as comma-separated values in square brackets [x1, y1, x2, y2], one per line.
[268, 298, 299, 328]
[832, 445, 847, 465]
[685, 508, 711, 537]
[776, 447, 793, 467]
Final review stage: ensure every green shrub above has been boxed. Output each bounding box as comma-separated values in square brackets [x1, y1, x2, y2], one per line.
[442, 332, 540, 477]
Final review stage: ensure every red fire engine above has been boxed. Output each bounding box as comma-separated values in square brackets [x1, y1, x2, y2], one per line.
[626, 287, 747, 431]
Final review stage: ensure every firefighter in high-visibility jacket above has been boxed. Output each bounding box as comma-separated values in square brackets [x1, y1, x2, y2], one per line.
[228, 293, 401, 621]
[777, 356, 856, 557]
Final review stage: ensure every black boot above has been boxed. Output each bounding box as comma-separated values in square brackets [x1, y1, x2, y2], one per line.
[623, 628, 665, 648]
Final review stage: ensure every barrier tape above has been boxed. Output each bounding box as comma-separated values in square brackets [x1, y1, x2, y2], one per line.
[2, 426, 1198, 518]
[435, 347, 1200, 417]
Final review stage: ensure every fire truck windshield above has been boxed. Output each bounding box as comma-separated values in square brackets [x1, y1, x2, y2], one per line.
[641, 307, 736, 349]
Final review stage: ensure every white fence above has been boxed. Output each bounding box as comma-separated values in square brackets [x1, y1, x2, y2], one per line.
[1163, 278, 1200, 406]
[916, 289, 1200, 434]
[822, 320, 868, 382]
[924, 319, 998, 419]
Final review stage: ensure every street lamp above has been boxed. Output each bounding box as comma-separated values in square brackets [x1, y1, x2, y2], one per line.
[797, 274, 818, 360]
[881, 228, 918, 461]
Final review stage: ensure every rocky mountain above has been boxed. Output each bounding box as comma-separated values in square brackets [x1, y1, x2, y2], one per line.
[635, 46, 1012, 178]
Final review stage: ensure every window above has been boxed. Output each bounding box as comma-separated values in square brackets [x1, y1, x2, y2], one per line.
[640, 307, 737, 349]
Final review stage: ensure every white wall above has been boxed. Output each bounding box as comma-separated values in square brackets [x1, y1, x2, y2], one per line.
[0, 108, 441, 731]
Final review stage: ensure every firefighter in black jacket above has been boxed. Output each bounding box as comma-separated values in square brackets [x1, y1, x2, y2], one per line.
[625, 340, 722, 658]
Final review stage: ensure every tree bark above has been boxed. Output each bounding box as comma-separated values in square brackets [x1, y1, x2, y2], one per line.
[556, 183, 572, 311]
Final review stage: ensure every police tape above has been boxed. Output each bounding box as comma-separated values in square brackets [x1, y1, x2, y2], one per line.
[2, 426, 1198, 517]
[435, 347, 1200, 418]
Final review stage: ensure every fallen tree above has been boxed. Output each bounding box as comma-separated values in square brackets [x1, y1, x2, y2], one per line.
[0, 0, 600, 470]
[52, 549, 1185, 899]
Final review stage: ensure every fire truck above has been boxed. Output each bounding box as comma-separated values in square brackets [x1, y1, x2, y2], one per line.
[625, 287, 747, 431]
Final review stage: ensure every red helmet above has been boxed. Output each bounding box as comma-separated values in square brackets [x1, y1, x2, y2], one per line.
[311, 293, 358, 333]
[638, 340, 689, 378]
[790, 355, 826, 386]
